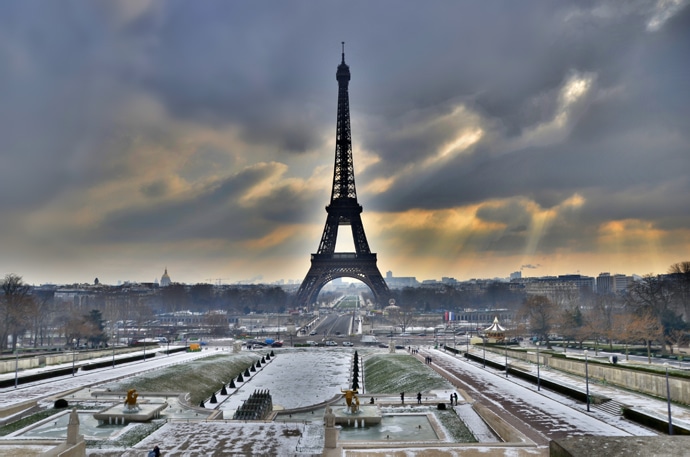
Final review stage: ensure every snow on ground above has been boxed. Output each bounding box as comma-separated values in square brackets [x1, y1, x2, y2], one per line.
[0, 347, 220, 409]
[119, 421, 324, 457]
[6, 343, 690, 456]
[218, 348, 352, 412]
[459, 346, 690, 425]
[433, 351, 630, 436]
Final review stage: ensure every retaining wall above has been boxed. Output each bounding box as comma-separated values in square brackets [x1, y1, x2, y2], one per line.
[495, 347, 690, 405]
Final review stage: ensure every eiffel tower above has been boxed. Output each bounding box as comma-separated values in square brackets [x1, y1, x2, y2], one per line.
[294, 44, 390, 308]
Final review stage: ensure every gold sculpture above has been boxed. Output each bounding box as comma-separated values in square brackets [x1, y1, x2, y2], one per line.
[124, 389, 139, 411]
[341, 388, 360, 414]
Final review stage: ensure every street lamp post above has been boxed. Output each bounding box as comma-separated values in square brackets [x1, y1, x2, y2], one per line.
[14, 349, 19, 389]
[112, 334, 116, 368]
[482, 336, 486, 368]
[167, 337, 170, 356]
[505, 337, 509, 377]
[664, 362, 673, 435]
[584, 350, 590, 412]
[466, 332, 469, 356]
[536, 342, 541, 391]
[72, 339, 77, 376]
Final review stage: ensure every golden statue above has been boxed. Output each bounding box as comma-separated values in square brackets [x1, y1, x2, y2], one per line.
[124, 389, 139, 411]
[341, 388, 360, 414]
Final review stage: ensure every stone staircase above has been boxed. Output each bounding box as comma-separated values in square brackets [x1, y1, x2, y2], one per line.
[592, 399, 625, 416]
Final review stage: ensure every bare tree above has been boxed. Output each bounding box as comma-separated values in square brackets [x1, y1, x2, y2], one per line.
[386, 301, 417, 334]
[558, 305, 584, 353]
[615, 311, 663, 363]
[625, 274, 684, 355]
[668, 261, 690, 321]
[30, 288, 56, 347]
[205, 312, 230, 337]
[519, 295, 558, 349]
[0, 274, 33, 351]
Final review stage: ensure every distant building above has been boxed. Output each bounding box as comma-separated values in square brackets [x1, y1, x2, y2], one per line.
[514, 274, 594, 303]
[510, 271, 522, 281]
[385, 270, 419, 289]
[613, 274, 633, 294]
[597, 272, 615, 294]
[160, 268, 171, 287]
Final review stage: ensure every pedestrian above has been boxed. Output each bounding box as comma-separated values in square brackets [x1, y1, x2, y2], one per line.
[450, 393, 453, 406]
[417, 392, 422, 404]
[148, 445, 160, 457]
[400, 392, 404, 404]
[453, 392, 458, 405]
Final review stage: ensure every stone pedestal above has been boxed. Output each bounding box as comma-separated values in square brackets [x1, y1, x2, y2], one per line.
[93, 401, 168, 425]
[325, 426, 339, 448]
[389, 342, 395, 353]
[324, 406, 339, 449]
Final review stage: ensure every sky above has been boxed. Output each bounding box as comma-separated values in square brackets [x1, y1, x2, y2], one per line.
[1, 0, 689, 286]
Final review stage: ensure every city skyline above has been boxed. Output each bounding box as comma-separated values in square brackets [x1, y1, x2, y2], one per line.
[1, 2, 689, 286]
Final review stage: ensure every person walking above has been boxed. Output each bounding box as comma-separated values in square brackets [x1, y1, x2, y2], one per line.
[417, 392, 422, 404]
[400, 392, 404, 404]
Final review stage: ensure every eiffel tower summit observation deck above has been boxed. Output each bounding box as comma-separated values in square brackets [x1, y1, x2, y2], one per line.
[295, 43, 391, 309]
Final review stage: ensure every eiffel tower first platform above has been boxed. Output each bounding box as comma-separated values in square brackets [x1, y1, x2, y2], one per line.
[294, 44, 391, 309]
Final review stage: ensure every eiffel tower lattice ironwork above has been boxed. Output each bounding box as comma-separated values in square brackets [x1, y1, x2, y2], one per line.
[295, 44, 390, 308]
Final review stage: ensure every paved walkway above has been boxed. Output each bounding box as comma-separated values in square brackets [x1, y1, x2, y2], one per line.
[418, 347, 690, 447]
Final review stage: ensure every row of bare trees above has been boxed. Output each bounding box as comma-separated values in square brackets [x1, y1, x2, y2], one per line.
[0, 274, 110, 352]
[518, 262, 690, 360]
[0, 275, 293, 352]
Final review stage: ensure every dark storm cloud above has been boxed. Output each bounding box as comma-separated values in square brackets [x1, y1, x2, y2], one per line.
[362, 2, 690, 225]
[130, 2, 337, 155]
[475, 200, 532, 232]
[1, 0, 688, 283]
[0, 2, 121, 207]
[98, 162, 321, 243]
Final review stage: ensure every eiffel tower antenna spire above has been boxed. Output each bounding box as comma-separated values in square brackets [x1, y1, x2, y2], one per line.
[294, 45, 390, 309]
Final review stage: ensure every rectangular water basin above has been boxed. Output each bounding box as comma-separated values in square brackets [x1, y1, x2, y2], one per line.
[338, 414, 439, 442]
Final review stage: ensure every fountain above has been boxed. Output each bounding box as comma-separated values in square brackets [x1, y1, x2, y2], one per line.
[330, 387, 382, 426]
[92, 389, 168, 425]
[123, 389, 140, 413]
[338, 413, 440, 441]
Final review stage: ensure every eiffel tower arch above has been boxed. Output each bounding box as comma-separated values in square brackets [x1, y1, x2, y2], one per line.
[294, 44, 391, 309]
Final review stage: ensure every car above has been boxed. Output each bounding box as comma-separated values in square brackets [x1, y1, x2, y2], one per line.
[325, 340, 337, 346]
[342, 341, 354, 346]
[309, 331, 317, 336]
